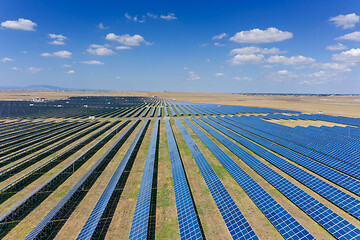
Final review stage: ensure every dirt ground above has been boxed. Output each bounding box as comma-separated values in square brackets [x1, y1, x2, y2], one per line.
[1, 90, 359, 117]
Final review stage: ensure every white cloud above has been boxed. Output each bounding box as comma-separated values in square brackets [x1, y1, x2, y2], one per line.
[188, 71, 200, 80]
[336, 31, 360, 41]
[115, 46, 131, 50]
[125, 13, 145, 23]
[23, 51, 27, 54]
[332, 48, 360, 62]
[81, 60, 104, 65]
[49, 40, 65, 45]
[267, 69, 298, 82]
[214, 42, 225, 47]
[147, 13, 158, 19]
[160, 13, 177, 20]
[106, 33, 151, 46]
[66, 70, 75, 74]
[326, 43, 347, 51]
[277, 70, 290, 75]
[1, 57, 14, 62]
[215, 72, 225, 77]
[300, 69, 350, 85]
[49, 33, 66, 40]
[212, 33, 227, 40]
[206, 59, 210, 63]
[329, 13, 359, 29]
[228, 54, 264, 65]
[40, 53, 51, 57]
[230, 46, 285, 55]
[266, 55, 315, 65]
[62, 64, 72, 67]
[97, 23, 109, 29]
[41, 50, 72, 58]
[10, 66, 43, 73]
[277, 70, 298, 78]
[1, 18, 36, 31]
[233, 76, 252, 81]
[317, 62, 354, 72]
[86, 45, 114, 56]
[27, 67, 43, 73]
[116, 76, 121, 79]
[48, 33, 67, 45]
[89, 44, 109, 48]
[229, 27, 293, 44]
[125, 13, 132, 20]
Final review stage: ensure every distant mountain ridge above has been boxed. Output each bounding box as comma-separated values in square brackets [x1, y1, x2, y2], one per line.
[0, 85, 88, 91]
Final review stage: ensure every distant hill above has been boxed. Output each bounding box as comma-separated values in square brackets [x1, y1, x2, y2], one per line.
[0, 85, 86, 91]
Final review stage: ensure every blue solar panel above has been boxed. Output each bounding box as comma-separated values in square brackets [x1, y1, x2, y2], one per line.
[183, 118, 314, 240]
[76, 119, 150, 240]
[150, 106, 156, 117]
[177, 106, 191, 116]
[194, 117, 360, 240]
[175, 119, 258, 240]
[213, 116, 360, 220]
[165, 119, 203, 240]
[26, 120, 142, 240]
[169, 106, 177, 117]
[129, 119, 159, 239]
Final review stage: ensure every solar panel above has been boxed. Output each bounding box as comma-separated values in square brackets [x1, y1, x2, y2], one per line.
[165, 119, 203, 240]
[214, 116, 360, 219]
[194, 117, 360, 240]
[175, 119, 258, 240]
[76, 119, 150, 240]
[25, 120, 141, 240]
[129, 119, 159, 239]
[183, 118, 314, 240]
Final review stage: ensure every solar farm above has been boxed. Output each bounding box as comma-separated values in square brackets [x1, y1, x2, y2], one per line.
[0, 96, 359, 240]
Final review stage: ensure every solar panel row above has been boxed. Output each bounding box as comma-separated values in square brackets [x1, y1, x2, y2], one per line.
[77, 119, 150, 240]
[183, 118, 314, 240]
[150, 106, 157, 117]
[235, 115, 360, 169]
[178, 106, 191, 116]
[24, 120, 141, 240]
[175, 119, 258, 240]
[214, 116, 360, 219]
[194, 117, 360, 240]
[129, 119, 159, 240]
[165, 119, 203, 240]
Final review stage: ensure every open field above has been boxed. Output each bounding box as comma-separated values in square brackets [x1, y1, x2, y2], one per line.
[0, 96, 359, 239]
[1, 90, 360, 117]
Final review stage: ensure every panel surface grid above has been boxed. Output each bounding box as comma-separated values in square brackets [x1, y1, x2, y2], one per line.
[165, 119, 203, 240]
[183, 118, 314, 240]
[129, 119, 159, 240]
[76, 120, 148, 240]
[194, 116, 360, 240]
[174, 118, 258, 240]
[216, 115, 360, 219]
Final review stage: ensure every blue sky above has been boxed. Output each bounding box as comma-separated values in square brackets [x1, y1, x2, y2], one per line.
[1, 0, 360, 93]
